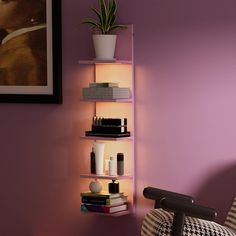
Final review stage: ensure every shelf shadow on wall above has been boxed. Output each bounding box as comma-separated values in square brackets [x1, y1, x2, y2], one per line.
[194, 162, 236, 224]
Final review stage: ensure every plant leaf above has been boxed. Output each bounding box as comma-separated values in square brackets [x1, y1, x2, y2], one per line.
[82, 19, 101, 29]
[82, 0, 127, 34]
[108, 0, 116, 18]
[92, 7, 102, 24]
[99, 0, 108, 27]
[100, 24, 106, 34]
[109, 24, 128, 33]
[108, 14, 115, 29]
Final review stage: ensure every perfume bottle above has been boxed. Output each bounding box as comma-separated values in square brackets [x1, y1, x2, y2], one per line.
[117, 153, 124, 175]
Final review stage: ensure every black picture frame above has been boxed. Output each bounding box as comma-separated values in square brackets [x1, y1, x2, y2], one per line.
[0, 0, 62, 104]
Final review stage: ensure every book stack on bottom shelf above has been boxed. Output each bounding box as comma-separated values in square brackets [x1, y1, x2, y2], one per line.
[81, 191, 128, 215]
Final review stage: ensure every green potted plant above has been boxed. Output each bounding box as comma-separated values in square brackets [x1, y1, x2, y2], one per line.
[82, 0, 127, 60]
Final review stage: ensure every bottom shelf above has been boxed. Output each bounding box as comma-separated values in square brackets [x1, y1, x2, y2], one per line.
[80, 173, 133, 180]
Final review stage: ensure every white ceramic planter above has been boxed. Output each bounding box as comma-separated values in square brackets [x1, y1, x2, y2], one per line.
[93, 34, 117, 60]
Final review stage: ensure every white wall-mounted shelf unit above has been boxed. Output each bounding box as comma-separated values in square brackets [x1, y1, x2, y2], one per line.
[79, 25, 135, 216]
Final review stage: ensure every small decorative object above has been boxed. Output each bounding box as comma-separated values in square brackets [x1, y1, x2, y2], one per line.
[90, 147, 96, 174]
[93, 142, 105, 175]
[108, 180, 119, 193]
[117, 153, 124, 175]
[82, 0, 127, 60]
[108, 156, 116, 176]
[89, 179, 103, 193]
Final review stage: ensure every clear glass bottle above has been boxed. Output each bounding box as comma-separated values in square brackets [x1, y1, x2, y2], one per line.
[109, 156, 116, 176]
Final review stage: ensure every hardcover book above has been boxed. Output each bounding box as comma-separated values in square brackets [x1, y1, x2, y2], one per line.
[82, 87, 131, 99]
[81, 195, 128, 206]
[89, 82, 119, 88]
[80, 191, 124, 199]
[81, 203, 128, 214]
[101, 118, 127, 126]
[91, 125, 127, 134]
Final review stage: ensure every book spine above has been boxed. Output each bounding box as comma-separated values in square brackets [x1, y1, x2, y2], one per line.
[81, 195, 126, 205]
[82, 88, 130, 99]
[81, 196, 110, 205]
[81, 203, 128, 214]
[101, 118, 127, 126]
[80, 192, 123, 198]
[81, 204, 110, 213]
[92, 125, 127, 134]
[89, 82, 119, 88]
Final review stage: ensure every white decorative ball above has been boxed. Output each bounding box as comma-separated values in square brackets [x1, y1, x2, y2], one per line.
[89, 180, 103, 193]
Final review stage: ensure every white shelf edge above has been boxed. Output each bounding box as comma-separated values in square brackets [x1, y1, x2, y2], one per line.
[79, 60, 132, 65]
[80, 174, 133, 180]
[81, 209, 132, 217]
[80, 98, 133, 103]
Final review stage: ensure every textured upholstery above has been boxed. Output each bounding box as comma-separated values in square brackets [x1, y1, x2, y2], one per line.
[224, 196, 236, 232]
[141, 208, 236, 236]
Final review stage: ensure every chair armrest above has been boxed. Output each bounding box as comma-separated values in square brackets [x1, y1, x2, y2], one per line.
[160, 197, 217, 221]
[143, 187, 194, 204]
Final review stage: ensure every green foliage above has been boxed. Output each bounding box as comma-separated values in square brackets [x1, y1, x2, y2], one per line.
[82, 0, 127, 34]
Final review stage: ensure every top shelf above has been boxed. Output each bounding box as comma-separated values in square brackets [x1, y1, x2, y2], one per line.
[79, 60, 132, 65]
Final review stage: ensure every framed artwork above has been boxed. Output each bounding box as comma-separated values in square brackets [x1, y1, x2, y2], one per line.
[0, 0, 62, 104]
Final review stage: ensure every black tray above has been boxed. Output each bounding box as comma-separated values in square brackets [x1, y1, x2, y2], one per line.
[85, 131, 131, 138]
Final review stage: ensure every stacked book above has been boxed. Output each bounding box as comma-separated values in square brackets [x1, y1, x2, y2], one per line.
[81, 191, 128, 214]
[85, 117, 131, 138]
[82, 82, 131, 99]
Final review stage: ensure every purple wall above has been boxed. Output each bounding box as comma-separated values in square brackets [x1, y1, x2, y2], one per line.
[0, 0, 236, 235]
